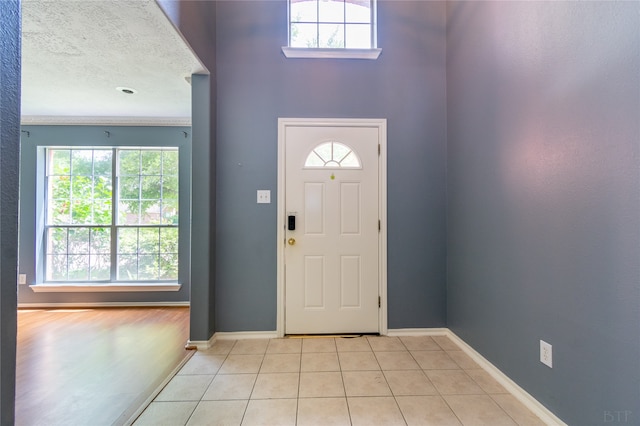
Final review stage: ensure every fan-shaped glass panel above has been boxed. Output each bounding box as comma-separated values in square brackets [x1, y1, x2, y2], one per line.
[304, 142, 361, 168]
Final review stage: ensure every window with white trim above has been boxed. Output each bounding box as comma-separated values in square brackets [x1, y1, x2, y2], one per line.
[284, 0, 381, 59]
[44, 147, 179, 282]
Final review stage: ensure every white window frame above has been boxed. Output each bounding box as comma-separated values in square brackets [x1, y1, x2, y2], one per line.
[282, 0, 382, 60]
[30, 145, 186, 293]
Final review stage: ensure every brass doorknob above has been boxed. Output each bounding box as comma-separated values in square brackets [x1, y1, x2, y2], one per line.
[288, 238, 296, 246]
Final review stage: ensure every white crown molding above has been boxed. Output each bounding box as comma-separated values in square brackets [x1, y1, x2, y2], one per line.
[20, 116, 192, 127]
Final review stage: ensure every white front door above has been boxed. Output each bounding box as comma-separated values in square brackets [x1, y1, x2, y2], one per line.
[281, 122, 382, 334]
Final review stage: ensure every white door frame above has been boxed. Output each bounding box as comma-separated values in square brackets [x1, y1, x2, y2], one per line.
[276, 118, 387, 337]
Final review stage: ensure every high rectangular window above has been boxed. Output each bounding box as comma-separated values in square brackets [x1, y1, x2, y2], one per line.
[45, 147, 179, 282]
[289, 0, 376, 49]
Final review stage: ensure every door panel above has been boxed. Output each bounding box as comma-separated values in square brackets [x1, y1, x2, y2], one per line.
[304, 256, 324, 308]
[304, 183, 324, 234]
[340, 183, 361, 234]
[340, 255, 361, 308]
[284, 125, 379, 334]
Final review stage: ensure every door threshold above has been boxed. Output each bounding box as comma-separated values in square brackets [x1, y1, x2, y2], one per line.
[286, 333, 379, 339]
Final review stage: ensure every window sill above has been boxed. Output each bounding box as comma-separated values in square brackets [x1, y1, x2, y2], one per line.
[281, 47, 382, 60]
[29, 283, 182, 293]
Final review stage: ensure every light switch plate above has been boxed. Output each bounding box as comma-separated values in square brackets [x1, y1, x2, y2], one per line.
[257, 190, 271, 204]
[18, 274, 26, 285]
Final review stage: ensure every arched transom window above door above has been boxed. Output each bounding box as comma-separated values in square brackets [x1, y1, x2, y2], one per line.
[304, 141, 361, 168]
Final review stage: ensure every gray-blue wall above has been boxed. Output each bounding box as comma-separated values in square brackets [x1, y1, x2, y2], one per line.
[214, 0, 448, 331]
[158, 0, 217, 341]
[0, 0, 21, 423]
[6, 0, 639, 422]
[446, 2, 640, 425]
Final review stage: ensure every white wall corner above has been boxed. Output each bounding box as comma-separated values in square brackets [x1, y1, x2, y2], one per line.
[186, 334, 217, 351]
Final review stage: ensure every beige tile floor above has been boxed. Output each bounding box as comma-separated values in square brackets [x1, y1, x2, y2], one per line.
[133, 335, 546, 426]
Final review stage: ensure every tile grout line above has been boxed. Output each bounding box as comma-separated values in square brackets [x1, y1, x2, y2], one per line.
[418, 336, 467, 426]
[385, 336, 410, 425]
[389, 336, 471, 426]
[445, 340, 523, 425]
[126, 347, 197, 426]
[297, 341, 303, 425]
[335, 337, 354, 425]
[142, 336, 537, 425]
[434, 336, 518, 426]
[183, 340, 237, 426]
[487, 393, 527, 426]
[235, 339, 257, 426]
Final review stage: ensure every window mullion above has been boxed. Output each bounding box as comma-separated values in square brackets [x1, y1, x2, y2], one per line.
[44, 160, 51, 281]
[110, 147, 118, 281]
[157, 227, 162, 279]
[370, 0, 375, 48]
[63, 227, 69, 281]
[343, 0, 346, 48]
[89, 151, 95, 281]
[288, 0, 292, 46]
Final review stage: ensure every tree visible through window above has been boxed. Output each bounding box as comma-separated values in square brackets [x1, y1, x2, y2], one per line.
[289, 0, 375, 49]
[45, 148, 179, 282]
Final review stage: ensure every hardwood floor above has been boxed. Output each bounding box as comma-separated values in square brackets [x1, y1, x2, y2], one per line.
[16, 307, 191, 426]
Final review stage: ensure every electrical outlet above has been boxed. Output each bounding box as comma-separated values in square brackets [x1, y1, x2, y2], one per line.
[18, 274, 26, 285]
[257, 190, 271, 204]
[540, 340, 553, 368]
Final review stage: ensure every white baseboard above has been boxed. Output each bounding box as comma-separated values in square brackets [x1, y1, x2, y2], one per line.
[18, 301, 190, 309]
[387, 327, 449, 337]
[187, 330, 279, 350]
[214, 331, 278, 340]
[186, 334, 216, 350]
[387, 328, 565, 426]
[444, 330, 566, 425]
[122, 350, 196, 426]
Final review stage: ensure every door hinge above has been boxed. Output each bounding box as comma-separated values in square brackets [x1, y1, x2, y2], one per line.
[378, 220, 381, 231]
[378, 296, 381, 308]
[378, 144, 381, 156]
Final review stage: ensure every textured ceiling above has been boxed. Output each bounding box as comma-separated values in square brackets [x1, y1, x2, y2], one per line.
[21, 0, 206, 125]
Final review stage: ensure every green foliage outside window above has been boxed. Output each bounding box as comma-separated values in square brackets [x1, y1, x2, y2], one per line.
[45, 148, 179, 282]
